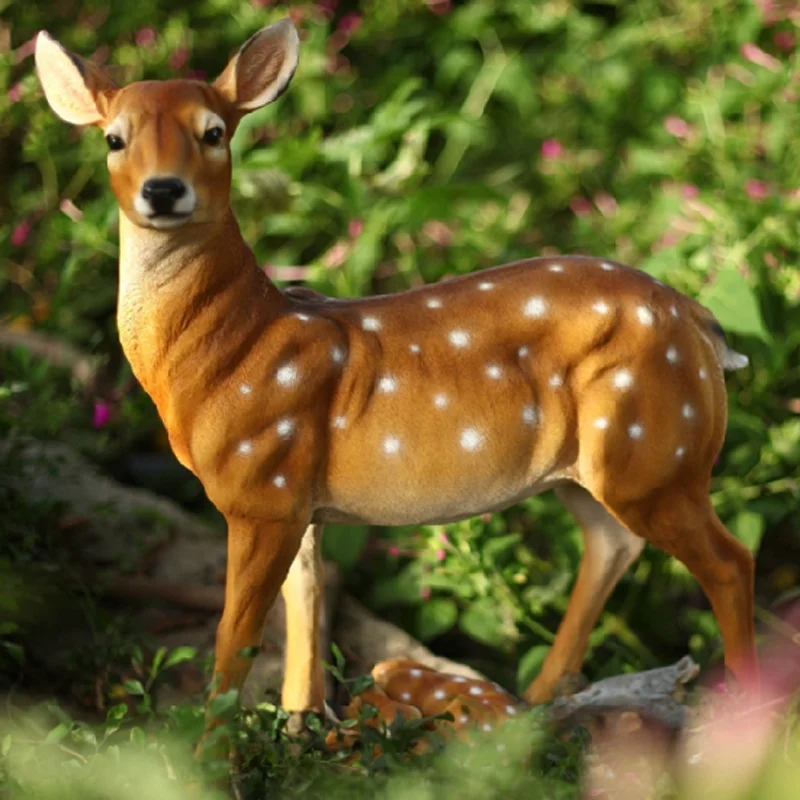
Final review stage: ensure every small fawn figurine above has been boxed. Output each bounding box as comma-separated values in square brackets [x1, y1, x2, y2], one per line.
[35, 18, 757, 736]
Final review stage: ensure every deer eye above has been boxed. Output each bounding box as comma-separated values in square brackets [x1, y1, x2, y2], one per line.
[202, 126, 224, 146]
[105, 133, 125, 151]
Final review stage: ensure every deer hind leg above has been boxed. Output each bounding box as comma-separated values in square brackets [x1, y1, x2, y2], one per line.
[604, 487, 757, 690]
[523, 484, 644, 705]
[280, 523, 326, 714]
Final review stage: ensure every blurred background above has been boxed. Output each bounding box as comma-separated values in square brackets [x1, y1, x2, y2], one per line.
[1, 0, 799, 794]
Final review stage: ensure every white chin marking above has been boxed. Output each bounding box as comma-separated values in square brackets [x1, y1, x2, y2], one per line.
[146, 215, 192, 230]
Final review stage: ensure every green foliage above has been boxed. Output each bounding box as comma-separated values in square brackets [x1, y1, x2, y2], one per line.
[2, 0, 800, 795]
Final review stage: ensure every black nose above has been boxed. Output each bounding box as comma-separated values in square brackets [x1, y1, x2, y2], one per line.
[141, 177, 186, 215]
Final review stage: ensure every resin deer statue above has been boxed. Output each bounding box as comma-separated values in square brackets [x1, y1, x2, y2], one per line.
[35, 18, 757, 736]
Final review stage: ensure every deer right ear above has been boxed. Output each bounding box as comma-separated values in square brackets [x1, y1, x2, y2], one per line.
[213, 19, 299, 113]
[34, 31, 117, 126]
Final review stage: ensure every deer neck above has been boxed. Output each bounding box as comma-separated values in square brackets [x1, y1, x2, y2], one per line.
[116, 210, 288, 410]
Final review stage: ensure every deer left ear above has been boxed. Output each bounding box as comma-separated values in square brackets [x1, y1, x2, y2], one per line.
[213, 19, 299, 113]
[34, 31, 117, 126]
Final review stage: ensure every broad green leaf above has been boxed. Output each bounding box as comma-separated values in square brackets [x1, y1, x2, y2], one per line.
[730, 510, 765, 552]
[516, 645, 551, 695]
[416, 598, 458, 642]
[209, 689, 239, 718]
[459, 598, 506, 648]
[697, 266, 769, 342]
[322, 525, 369, 568]
[123, 679, 145, 696]
[164, 646, 197, 669]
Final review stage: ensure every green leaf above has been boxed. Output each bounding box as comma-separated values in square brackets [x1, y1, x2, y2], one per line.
[322, 525, 369, 569]
[483, 534, 521, 564]
[697, 266, 769, 342]
[129, 727, 146, 749]
[459, 598, 506, 648]
[209, 689, 239, 718]
[149, 646, 167, 679]
[105, 704, 128, 724]
[164, 646, 196, 669]
[516, 645, 550, 695]
[730, 510, 765, 552]
[2, 734, 11, 756]
[123, 679, 145, 696]
[416, 598, 458, 642]
[44, 723, 72, 744]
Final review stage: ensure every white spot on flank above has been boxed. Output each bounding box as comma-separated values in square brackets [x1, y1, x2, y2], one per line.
[518, 345, 529, 358]
[636, 305, 655, 326]
[549, 264, 564, 272]
[434, 393, 449, 409]
[505, 705, 517, 715]
[378, 375, 398, 393]
[522, 405, 538, 426]
[666, 345, 680, 364]
[426, 297, 443, 309]
[594, 417, 610, 430]
[448, 329, 471, 348]
[485, 363, 503, 379]
[409, 668, 423, 678]
[459, 715, 469, 724]
[675, 446, 686, 458]
[600, 261, 615, 271]
[276, 418, 296, 438]
[612, 369, 634, 390]
[592, 300, 610, 314]
[682, 403, 696, 420]
[237, 440, 253, 455]
[273, 474, 286, 488]
[549, 374, 564, 388]
[295, 312, 311, 322]
[433, 689, 446, 700]
[362, 316, 381, 331]
[482, 723, 493, 733]
[332, 416, 347, 429]
[628, 423, 644, 440]
[276, 363, 299, 387]
[670, 305, 679, 318]
[409, 343, 421, 354]
[239, 383, 252, 395]
[468, 685, 483, 696]
[478, 281, 494, 291]
[524, 296, 548, 318]
[452, 676, 467, 683]
[383, 436, 401, 455]
[331, 345, 345, 364]
[460, 428, 485, 452]
[400, 692, 411, 702]
[699, 367, 708, 380]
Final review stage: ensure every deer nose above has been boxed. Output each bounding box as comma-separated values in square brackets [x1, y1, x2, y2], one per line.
[141, 177, 187, 215]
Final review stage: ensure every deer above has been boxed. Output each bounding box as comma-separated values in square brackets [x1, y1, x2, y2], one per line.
[34, 17, 757, 744]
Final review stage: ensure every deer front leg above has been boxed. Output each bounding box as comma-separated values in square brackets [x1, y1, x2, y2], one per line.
[280, 523, 326, 715]
[210, 516, 308, 706]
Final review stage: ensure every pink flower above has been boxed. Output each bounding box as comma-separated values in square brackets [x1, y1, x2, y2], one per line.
[168, 48, 188, 70]
[594, 191, 618, 217]
[337, 13, 362, 34]
[8, 83, 22, 103]
[388, 545, 401, 557]
[420, 586, 432, 600]
[135, 28, 156, 47]
[92, 401, 112, 429]
[745, 179, 770, 201]
[439, 532, 450, 545]
[774, 31, 795, 51]
[426, 0, 452, 15]
[664, 115, 690, 138]
[348, 219, 363, 238]
[570, 197, 592, 217]
[681, 183, 700, 199]
[10, 220, 31, 247]
[740, 43, 781, 71]
[435, 549, 446, 561]
[540, 138, 563, 160]
[186, 69, 207, 81]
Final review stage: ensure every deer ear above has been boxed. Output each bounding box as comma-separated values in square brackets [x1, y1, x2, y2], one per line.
[34, 31, 117, 126]
[213, 19, 299, 113]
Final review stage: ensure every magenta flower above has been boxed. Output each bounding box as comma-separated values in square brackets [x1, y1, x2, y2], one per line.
[540, 138, 563, 160]
[435, 549, 446, 561]
[337, 13, 363, 34]
[168, 48, 188, 70]
[681, 183, 700, 199]
[8, 83, 22, 103]
[774, 31, 795, 51]
[10, 220, 31, 247]
[570, 197, 592, 217]
[740, 43, 781, 71]
[745, 179, 770, 201]
[439, 532, 450, 545]
[348, 219, 363, 238]
[92, 401, 112, 429]
[664, 115, 690, 138]
[135, 28, 156, 47]
[388, 545, 401, 557]
[426, 0, 452, 15]
[420, 586, 432, 600]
